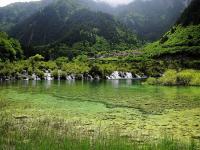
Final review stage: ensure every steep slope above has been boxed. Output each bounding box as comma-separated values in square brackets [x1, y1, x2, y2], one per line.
[10, 0, 78, 46]
[116, 0, 190, 41]
[177, 0, 200, 26]
[9, 0, 140, 59]
[143, 0, 200, 69]
[0, 0, 53, 32]
[0, 0, 192, 42]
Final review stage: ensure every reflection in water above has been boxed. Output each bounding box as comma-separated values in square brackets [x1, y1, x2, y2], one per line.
[44, 80, 52, 89]
[66, 80, 75, 85]
[110, 80, 120, 88]
[31, 80, 37, 87]
[126, 79, 132, 86]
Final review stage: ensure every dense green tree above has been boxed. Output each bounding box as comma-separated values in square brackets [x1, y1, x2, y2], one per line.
[0, 32, 23, 61]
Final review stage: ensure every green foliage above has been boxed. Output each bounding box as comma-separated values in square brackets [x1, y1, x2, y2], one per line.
[11, 6, 140, 59]
[143, 25, 200, 68]
[158, 70, 177, 86]
[145, 69, 200, 86]
[0, 32, 23, 61]
[55, 57, 69, 68]
[142, 0, 200, 67]
[145, 77, 158, 85]
[29, 54, 44, 62]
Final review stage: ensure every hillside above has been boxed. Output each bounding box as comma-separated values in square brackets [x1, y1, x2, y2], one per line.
[0, 0, 190, 42]
[143, 0, 200, 69]
[0, 0, 53, 32]
[9, 0, 140, 59]
[116, 0, 190, 41]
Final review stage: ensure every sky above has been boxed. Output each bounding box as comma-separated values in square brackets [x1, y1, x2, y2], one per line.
[0, 0, 40, 7]
[0, 0, 133, 7]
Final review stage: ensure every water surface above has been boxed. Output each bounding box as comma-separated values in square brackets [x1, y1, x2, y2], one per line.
[0, 80, 200, 141]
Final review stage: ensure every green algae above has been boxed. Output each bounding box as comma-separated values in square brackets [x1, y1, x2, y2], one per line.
[0, 80, 200, 143]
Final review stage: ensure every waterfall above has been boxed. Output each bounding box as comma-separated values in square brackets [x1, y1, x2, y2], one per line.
[32, 73, 41, 80]
[110, 71, 122, 79]
[135, 74, 142, 79]
[44, 70, 53, 80]
[124, 72, 133, 79]
[66, 74, 75, 80]
[107, 71, 133, 79]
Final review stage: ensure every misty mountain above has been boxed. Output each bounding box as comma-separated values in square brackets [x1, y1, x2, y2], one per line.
[0, 0, 53, 32]
[177, 0, 200, 26]
[115, 0, 190, 41]
[144, 0, 200, 69]
[8, 0, 140, 59]
[0, 0, 191, 42]
[11, 0, 138, 44]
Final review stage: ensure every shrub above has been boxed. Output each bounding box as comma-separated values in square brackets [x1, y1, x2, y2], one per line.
[158, 70, 177, 85]
[145, 77, 158, 85]
[177, 70, 195, 85]
[145, 69, 200, 86]
[189, 71, 200, 86]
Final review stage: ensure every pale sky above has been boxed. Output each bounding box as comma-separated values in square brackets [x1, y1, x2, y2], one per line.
[0, 0, 40, 7]
[0, 0, 134, 7]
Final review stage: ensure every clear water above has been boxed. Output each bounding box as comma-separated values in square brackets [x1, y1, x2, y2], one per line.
[0, 80, 200, 141]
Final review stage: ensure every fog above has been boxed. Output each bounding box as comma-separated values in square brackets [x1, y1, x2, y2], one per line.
[0, 0, 40, 7]
[95, 0, 134, 6]
[0, 0, 135, 7]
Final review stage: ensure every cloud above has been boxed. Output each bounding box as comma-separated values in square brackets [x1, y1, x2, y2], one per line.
[0, 0, 134, 7]
[0, 0, 40, 7]
[96, 0, 133, 6]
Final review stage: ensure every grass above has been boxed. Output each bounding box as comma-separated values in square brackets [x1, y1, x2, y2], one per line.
[0, 98, 199, 150]
[0, 115, 198, 150]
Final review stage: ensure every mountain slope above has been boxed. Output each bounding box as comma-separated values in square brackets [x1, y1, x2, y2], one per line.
[116, 0, 190, 41]
[0, 0, 191, 42]
[9, 0, 140, 59]
[177, 0, 200, 26]
[0, 0, 53, 32]
[143, 0, 200, 69]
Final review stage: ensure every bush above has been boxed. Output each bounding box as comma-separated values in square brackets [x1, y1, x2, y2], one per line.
[145, 69, 200, 86]
[158, 70, 177, 85]
[189, 71, 200, 86]
[177, 70, 195, 85]
[145, 77, 158, 85]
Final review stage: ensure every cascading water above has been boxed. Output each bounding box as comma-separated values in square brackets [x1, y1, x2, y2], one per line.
[106, 71, 146, 80]
[66, 74, 75, 80]
[44, 70, 53, 81]
[124, 72, 133, 79]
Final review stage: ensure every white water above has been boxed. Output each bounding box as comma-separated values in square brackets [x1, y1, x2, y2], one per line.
[124, 72, 133, 79]
[66, 74, 75, 80]
[32, 73, 41, 80]
[106, 71, 146, 80]
[44, 71, 53, 81]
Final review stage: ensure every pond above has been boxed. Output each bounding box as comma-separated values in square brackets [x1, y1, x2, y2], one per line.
[0, 80, 200, 142]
